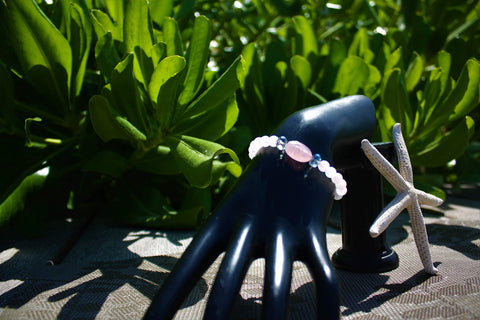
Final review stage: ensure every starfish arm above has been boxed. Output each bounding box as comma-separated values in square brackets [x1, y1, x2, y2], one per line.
[361, 139, 410, 192]
[408, 201, 438, 274]
[392, 123, 414, 183]
[370, 192, 412, 237]
[416, 189, 444, 207]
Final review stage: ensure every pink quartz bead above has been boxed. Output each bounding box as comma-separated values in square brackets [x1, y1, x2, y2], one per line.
[285, 140, 313, 163]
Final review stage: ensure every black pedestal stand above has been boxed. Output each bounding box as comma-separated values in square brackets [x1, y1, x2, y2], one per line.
[332, 142, 399, 273]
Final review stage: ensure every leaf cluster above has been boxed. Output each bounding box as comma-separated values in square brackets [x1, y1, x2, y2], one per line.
[0, 0, 479, 231]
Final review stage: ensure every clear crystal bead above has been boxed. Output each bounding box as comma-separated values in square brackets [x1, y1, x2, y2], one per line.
[276, 136, 287, 151]
[309, 153, 322, 167]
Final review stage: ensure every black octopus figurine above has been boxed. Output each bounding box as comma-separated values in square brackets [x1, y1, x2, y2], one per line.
[144, 95, 382, 320]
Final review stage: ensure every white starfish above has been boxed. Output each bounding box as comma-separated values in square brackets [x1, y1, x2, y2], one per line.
[361, 123, 444, 274]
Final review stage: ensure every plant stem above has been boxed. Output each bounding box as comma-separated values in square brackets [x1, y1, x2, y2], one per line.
[15, 100, 70, 128]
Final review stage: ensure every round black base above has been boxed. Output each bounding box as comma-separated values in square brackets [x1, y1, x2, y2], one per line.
[332, 248, 399, 273]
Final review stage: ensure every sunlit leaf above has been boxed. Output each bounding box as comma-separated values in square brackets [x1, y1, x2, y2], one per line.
[382, 68, 413, 133]
[425, 59, 480, 132]
[5, 0, 72, 113]
[89, 94, 147, 143]
[405, 51, 423, 91]
[163, 17, 183, 56]
[333, 55, 369, 96]
[91, 8, 122, 41]
[176, 94, 239, 141]
[413, 116, 475, 167]
[166, 135, 241, 188]
[292, 15, 318, 60]
[290, 55, 311, 89]
[110, 53, 150, 135]
[149, 55, 186, 128]
[95, 31, 121, 80]
[124, 0, 154, 86]
[70, 2, 92, 97]
[149, 0, 174, 27]
[180, 56, 244, 119]
[178, 15, 211, 108]
[0, 172, 47, 227]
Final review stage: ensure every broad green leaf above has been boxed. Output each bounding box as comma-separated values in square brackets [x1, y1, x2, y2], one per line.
[123, 0, 154, 54]
[178, 16, 212, 108]
[420, 67, 443, 124]
[95, 31, 121, 80]
[175, 94, 239, 141]
[180, 56, 244, 119]
[426, 59, 480, 132]
[166, 135, 241, 188]
[292, 15, 318, 60]
[89, 94, 147, 143]
[405, 51, 423, 91]
[382, 68, 413, 132]
[238, 43, 266, 135]
[51, 0, 70, 40]
[348, 28, 374, 64]
[383, 47, 403, 72]
[333, 55, 369, 96]
[163, 17, 183, 56]
[70, 2, 92, 97]
[151, 42, 167, 67]
[5, 0, 72, 113]
[91, 8, 122, 41]
[110, 53, 150, 135]
[290, 55, 311, 89]
[413, 116, 475, 167]
[0, 172, 47, 227]
[124, 0, 155, 86]
[82, 151, 128, 177]
[364, 64, 381, 99]
[314, 38, 346, 94]
[421, 51, 452, 125]
[149, 55, 186, 128]
[149, 0, 174, 27]
[105, 0, 125, 25]
[0, 135, 53, 204]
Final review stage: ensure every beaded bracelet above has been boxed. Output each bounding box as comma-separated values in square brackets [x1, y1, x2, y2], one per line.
[248, 135, 347, 200]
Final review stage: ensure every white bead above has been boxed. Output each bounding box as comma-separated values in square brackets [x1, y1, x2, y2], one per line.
[318, 160, 330, 172]
[336, 179, 347, 189]
[325, 167, 337, 178]
[268, 135, 278, 147]
[336, 186, 347, 196]
[332, 172, 343, 184]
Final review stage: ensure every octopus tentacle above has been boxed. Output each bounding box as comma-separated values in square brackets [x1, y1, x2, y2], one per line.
[203, 217, 257, 320]
[143, 197, 243, 320]
[263, 231, 293, 319]
[305, 229, 339, 320]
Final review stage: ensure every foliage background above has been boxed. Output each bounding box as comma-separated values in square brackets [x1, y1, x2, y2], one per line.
[0, 0, 479, 233]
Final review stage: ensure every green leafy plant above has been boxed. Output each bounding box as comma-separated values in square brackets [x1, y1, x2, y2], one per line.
[1, 0, 479, 232]
[87, 4, 243, 227]
[0, 0, 93, 228]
